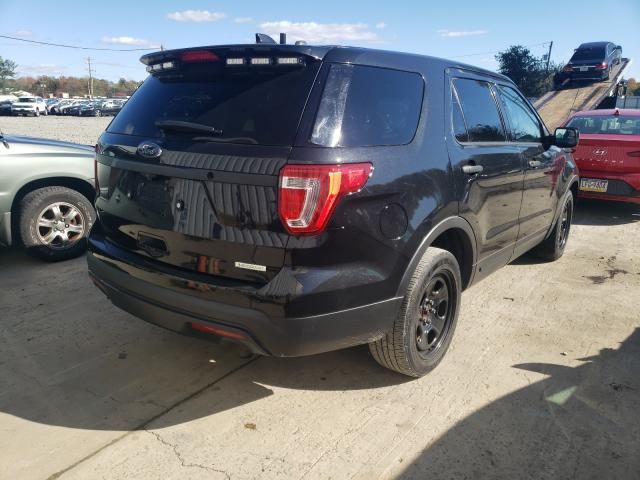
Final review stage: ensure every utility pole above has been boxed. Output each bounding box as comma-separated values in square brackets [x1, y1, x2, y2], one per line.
[86, 56, 94, 98]
[545, 41, 553, 72]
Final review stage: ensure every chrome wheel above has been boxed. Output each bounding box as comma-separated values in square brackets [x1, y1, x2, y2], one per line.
[36, 202, 85, 249]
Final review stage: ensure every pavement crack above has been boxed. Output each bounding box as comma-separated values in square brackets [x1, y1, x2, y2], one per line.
[146, 429, 231, 479]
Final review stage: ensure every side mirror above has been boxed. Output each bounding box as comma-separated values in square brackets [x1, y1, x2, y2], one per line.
[554, 127, 579, 148]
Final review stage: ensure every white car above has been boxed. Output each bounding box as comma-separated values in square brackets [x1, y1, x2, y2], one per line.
[11, 96, 48, 117]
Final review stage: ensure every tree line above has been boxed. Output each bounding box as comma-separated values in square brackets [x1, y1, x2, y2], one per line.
[0, 56, 140, 97]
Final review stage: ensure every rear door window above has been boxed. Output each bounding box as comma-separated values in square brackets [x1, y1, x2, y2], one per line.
[310, 64, 424, 147]
[107, 60, 320, 146]
[452, 78, 506, 142]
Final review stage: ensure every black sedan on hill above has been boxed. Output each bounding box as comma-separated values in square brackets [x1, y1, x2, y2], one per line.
[562, 41, 622, 82]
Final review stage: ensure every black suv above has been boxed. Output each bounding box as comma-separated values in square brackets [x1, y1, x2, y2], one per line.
[88, 39, 579, 377]
[562, 41, 622, 82]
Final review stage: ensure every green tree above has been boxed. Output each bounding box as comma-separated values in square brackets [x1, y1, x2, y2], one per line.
[495, 45, 555, 97]
[0, 56, 18, 89]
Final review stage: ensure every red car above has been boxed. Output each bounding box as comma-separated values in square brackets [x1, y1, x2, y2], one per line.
[563, 109, 640, 204]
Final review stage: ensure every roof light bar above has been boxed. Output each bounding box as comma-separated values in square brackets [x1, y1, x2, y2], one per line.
[146, 61, 176, 73]
[250, 57, 271, 65]
[277, 57, 304, 65]
[226, 58, 245, 66]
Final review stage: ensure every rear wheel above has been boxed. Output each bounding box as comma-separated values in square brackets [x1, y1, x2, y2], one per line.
[531, 191, 573, 261]
[19, 186, 95, 261]
[369, 247, 461, 377]
[34, 108, 40, 117]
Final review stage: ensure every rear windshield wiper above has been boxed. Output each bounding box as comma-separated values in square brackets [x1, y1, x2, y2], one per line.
[155, 120, 223, 136]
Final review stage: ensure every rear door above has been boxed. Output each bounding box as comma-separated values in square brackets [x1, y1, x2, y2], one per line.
[495, 84, 560, 249]
[94, 48, 322, 284]
[446, 71, 524, 281]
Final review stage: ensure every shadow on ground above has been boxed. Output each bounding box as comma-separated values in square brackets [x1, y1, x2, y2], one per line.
[573, 198, 640, 226]
[399, 328, 640, 479]
[0, 248, 407, 433]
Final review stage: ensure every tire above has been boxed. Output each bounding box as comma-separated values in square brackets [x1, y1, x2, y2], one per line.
[531, 191, 573, 261]
[34, 108, 40, 117]
[369, 247, 461, 377]
[19, 186, 95, 261]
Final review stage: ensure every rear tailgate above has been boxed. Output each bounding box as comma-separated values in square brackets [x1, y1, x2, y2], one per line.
[94, 46, 324, 284]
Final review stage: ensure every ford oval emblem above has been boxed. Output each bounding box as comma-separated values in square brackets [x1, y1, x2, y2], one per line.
[137, 141, 162, 159]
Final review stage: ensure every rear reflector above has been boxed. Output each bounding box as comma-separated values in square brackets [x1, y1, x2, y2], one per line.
[279, 163, 373, 235]
[180, 50, 219, 63]
[191, 322, 248, 341]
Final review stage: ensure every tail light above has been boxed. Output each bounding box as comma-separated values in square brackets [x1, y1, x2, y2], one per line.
[279, 163, 373, 235]
[179, 50, 219, 63]
[563, 65, 573, 72]
[595, 62, 608, 70]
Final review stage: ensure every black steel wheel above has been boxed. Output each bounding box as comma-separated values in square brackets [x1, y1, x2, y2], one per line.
[369, 247, 461, 377]
[531, 190, 573, 261]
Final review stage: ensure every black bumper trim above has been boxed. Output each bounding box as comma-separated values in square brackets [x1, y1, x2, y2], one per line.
[87, 251, 403, 357]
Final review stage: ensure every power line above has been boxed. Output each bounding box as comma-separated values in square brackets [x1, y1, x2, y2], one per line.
[451, 42, 551, 59]
[0, 34, 158, 51]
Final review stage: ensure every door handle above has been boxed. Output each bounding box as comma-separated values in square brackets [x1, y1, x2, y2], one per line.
[462, 164, 484, 175]
[528, 160, 542, 168]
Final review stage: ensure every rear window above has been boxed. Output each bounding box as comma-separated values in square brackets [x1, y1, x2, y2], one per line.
[310, 64, 423, 147]
[107, 61, 320, 146]
[571, 48, 605, 61]
[566, 115, 640, 135]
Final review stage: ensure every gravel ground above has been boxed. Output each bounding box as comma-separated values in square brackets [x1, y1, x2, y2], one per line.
[0, 115, 111, 145]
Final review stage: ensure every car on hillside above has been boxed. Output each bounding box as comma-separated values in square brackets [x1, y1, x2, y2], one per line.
[564, 108, 640, 203]
[87, 38, 579, 377]
[11, 96, 48, 116]
[0, 133, 96, 261]
[562, 42, 622, 82]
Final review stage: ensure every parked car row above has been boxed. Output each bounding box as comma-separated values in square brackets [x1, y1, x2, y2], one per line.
[48, 99, 126, 116]
[0, 97, 127, 117]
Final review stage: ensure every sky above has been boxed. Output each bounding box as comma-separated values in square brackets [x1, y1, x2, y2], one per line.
[0, 0, 639, 83]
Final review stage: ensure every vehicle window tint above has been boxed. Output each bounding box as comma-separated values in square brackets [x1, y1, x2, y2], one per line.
[571, 48, 605, 61]
[451, 89, 468, 142]
[497, 86, 541, 142]
[452, 79, 506, 142]
[107, 62, 320, 146]
[566, 115, 640, 135]
[311, 64, 423, 147]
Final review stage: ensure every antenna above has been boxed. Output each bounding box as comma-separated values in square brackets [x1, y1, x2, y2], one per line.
[255, 33, 277, 45]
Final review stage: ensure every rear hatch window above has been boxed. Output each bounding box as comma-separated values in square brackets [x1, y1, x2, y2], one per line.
[108, 53, 320, 146]
[571, 48, 605, 62]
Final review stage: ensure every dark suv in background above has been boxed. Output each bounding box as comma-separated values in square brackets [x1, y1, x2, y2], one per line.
[562, 41, 622, 82]
[88, 38, 579, 377]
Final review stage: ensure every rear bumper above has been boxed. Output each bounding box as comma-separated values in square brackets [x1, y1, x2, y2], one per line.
[578, 172, 640, 204]
[87, 238, 402, 357]
[567, 70, 608, 81]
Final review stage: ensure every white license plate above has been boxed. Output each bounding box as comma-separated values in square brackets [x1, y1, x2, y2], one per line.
[580, 178, 608, 193]
[579, 66, 589, 72]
